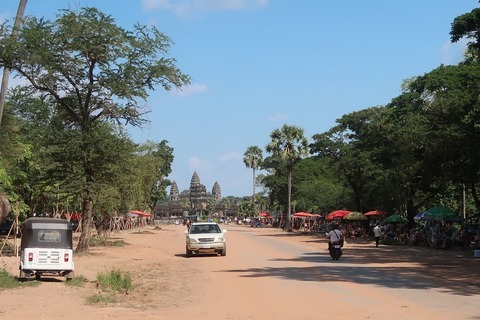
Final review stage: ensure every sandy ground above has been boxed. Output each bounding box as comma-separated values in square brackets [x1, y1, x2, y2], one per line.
[1, 223, 479, 320]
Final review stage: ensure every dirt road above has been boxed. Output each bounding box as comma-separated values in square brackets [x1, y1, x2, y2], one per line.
[1, 223, 479, 320]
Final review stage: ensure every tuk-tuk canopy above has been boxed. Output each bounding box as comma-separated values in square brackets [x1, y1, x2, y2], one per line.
[21, 217, 73, 249]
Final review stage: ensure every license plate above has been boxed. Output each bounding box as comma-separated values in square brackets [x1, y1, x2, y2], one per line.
[203, 245, 211, 249]
[334, 245, 341, 248]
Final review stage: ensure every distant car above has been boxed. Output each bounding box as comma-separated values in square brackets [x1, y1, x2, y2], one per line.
[184, 222, 227, 257]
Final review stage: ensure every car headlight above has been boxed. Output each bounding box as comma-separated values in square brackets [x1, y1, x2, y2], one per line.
[217, 237, 225, 242]
[187, 237, 199, 243]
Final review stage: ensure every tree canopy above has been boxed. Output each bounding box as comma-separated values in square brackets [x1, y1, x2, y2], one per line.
[0, 7, 189, 252]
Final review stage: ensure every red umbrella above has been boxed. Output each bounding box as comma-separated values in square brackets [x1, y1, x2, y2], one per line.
[364, 210, 385, 216]
[259, 212, 271, 217]
[293, 212, 313, 218]
[326, 210, 351, 220]
[129, 210, 151, 217]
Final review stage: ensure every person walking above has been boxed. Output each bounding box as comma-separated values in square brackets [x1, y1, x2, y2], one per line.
[373, 224, 382, 247]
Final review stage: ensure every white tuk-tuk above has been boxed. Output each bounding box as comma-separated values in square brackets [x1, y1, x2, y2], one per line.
[19, 217, 75, 281]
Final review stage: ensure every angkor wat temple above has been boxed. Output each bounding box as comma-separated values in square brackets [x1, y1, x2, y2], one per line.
[153, 171, 238, 219]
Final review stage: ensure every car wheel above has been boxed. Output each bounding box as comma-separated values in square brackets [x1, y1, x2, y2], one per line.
[220, 246, 226, 256]
[186, 246, 192, 257]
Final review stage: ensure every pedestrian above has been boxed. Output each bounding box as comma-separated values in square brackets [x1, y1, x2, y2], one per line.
[373, 224, 382, 247]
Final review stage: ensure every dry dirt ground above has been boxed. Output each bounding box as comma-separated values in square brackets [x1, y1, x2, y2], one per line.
[1, 223, 479, 320]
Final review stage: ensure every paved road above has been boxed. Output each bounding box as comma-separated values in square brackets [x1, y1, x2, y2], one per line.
[169, 223, 480, 320]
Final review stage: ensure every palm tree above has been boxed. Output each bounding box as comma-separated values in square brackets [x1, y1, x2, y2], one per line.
[0, 0, 28, 128]
[243, 146, 263, 214]
[266, 124, 308, 231]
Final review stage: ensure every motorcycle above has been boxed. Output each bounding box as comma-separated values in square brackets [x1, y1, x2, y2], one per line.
[329, 240, 343, 260]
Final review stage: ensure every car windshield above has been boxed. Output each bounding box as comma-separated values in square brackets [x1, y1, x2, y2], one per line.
[190, 224, 221, 234]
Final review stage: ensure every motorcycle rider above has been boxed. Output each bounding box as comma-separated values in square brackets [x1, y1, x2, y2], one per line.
[326, 224, 344, 252]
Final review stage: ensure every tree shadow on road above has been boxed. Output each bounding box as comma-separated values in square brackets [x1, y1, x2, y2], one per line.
[221, 231, 480, 296]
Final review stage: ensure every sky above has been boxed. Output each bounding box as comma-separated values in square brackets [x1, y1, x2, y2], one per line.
[1, 0, 478, 197]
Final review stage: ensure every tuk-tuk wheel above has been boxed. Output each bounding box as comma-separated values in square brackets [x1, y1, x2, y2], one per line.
[35, 274, 41, 280]
[19, 270, 28, 281]
[65, 271, 74, 281]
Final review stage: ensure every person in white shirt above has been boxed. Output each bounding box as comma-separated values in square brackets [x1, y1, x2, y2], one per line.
[373, 224, 382, 247]
[326, 224, 344, 251]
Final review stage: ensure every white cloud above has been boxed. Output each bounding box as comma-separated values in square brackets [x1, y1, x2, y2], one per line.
[267, 113, 289, 123]
[188, 156, 210, 171]
[441, 37, 468, 65]
[219, 150, 242, 162]
[142, 0, 268, 16]
[169, 83, 208, 97]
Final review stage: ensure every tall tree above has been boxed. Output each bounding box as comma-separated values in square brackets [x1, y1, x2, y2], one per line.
[0, 0, 28, 129]
[450, 7, 480, 62]
[243, 146, 263, 213]
[266, 124, 308, 231]
[136, 140, 174, 211]
[0, 7, 190, 252]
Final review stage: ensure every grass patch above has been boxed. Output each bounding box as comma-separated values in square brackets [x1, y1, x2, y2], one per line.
[89, 236, 128, 247]
[0, 268, 39, 289]
[0, 268, 20, 289]
[85, 293, 117, 305]
[85, 268, 133, 305]
[97, 268, 132, 293]
[65, 275, 87, 287]
[132, 230, 154, 234]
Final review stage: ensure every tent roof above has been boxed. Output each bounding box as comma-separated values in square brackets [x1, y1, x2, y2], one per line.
[129, 210, 151, 217]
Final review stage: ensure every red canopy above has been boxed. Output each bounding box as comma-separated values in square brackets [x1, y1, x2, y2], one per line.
[364, 210, 385, 216]
[259, 212, 271, 217]
[326, 210, 351, 220]
[293, 212, 312, 217]
[129, 210, 151, 217]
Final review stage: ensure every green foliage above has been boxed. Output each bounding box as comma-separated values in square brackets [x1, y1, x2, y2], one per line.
[292, 158, 353, 213]
[64, 275, 87, 287]
[450, 8, 480, 62]
[238, 201, 255, 217]
[0, 6, 186, 252]
[265, 125, 308, 229]
[85, 268, 131, 306]
[0, 268, 38, 289]
[0, 268, 21, 289]
[96, 268, 133, 293]
[243, 146, 263, 170]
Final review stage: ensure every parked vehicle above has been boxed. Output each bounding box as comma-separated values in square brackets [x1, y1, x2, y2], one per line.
[185, 222, 227, 257]
[19, 217, 75, 281]
[0, 217, 15, 236]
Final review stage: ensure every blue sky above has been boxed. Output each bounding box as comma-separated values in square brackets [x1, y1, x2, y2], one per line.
[1, 1, 478, 197]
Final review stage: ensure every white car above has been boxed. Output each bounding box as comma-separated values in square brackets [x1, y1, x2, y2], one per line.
[185, 222, 227, 257]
